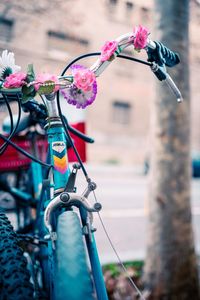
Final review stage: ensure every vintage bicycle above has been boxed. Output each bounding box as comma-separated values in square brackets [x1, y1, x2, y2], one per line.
[0, 25, 181, 299]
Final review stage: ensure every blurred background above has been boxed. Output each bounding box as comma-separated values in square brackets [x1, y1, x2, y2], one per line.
[0, 0, 199, 167]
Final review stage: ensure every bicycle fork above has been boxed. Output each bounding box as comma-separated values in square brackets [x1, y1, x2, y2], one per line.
[43, 183, 108, 300]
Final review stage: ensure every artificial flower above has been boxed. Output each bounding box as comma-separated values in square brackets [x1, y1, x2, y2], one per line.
[100, 40, 118, 62]
[61, 65, 97, 109]
[73, 67, 95, 92]
[3, 72, 26, 88]
[133, 25, 149, 50]
[0, 50, 21, 79]
[34, 73, 59, 92]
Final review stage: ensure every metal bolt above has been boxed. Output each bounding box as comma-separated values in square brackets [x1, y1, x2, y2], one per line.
[60, 193, 70, 203]
[89, 181, 97, 191]
[94, 202, 102, 211]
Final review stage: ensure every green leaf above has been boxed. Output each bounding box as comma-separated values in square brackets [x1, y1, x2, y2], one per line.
[21, 85, 36, 103]
[22, 91, 36, 103]
[26, 64, 35, 83]
[37, 80, 55, 95]
[22, 84, 35, 95]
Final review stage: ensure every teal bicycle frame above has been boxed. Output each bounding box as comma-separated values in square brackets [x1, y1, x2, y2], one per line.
[3, 92, 108, 299]
[31, 93, 108, 299]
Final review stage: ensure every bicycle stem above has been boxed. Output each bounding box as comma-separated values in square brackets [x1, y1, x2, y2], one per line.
[42, 93, 60, 118]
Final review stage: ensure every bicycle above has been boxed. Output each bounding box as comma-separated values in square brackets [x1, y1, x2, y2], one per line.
[0, 25, 182, 299]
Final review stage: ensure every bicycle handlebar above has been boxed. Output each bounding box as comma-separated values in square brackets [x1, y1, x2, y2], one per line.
[90, 33, 179, 74]
[0, 25, 182, 105]
[0, 25, 183, 168]
[88, 32, 182, 101]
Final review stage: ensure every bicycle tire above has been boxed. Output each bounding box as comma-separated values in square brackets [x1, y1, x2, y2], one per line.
[0, 211, 33, 300]
[54, 211, 95, 300]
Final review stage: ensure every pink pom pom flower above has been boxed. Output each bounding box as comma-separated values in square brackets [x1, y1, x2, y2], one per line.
[132, 25, 149, 50]
[3, 72, 26, 88]
[129, 25, 149, 51]
[73, 67, 96, 92]
[100, 40, 118, 62]
[34, 73, 59, 92]
[61, 65, 97, 109]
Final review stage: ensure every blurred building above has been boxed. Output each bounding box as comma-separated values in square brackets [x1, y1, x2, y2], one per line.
[0, 0, 199, 165]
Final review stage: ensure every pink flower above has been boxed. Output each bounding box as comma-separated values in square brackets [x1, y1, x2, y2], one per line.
[100, 40, 118, 62]
[73, 68, 95, 92]
[3, 72, 26, 88]
[62, 65, 97, 109]
[133, 25, 149, 50]
[34, 73, 59, 92]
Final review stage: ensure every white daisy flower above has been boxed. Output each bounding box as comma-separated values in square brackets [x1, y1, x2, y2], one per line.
[0, 50, 21, 79]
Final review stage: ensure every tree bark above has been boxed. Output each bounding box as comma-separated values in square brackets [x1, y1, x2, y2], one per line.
[143, 1, 200, 299]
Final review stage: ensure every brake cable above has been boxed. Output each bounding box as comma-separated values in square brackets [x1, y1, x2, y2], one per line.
[0, 94, 21, 154]
[0, 96, 14, 133]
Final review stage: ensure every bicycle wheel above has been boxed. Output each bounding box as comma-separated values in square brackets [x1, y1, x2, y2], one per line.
[54, 211, 95, 300]
[0, 211, 33, 300]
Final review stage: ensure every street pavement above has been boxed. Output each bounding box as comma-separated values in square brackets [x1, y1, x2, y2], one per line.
[76, 164, 200, 264]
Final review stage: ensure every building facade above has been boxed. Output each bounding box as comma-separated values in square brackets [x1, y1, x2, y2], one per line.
[0, 0, 199, 165]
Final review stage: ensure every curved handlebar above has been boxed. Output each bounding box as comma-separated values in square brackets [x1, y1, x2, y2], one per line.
[0, 25, 183, 168]
[88, 31, 181, 101]
[89, 32, 156, 76]
[89, 32, 178, 76]
[0, 26, 182, 103]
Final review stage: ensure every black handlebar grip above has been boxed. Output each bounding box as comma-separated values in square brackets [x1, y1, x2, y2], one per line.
[147, 41, 180, 68]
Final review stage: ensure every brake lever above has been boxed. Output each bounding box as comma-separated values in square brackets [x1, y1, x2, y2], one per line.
[151, 63, 183, 103]
[165, 73, 182, 102]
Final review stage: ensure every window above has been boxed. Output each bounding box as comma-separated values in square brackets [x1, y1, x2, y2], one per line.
[125, 1, 134, 10]
[109, 0, 118, 4]
[140, 6, 150, 21]
[112, 101, 131, 125]
[141, 6, 149, 13]
[107, 0, 118, 16]
[47, 30, 89, 56]
[0, 18, 13, 42]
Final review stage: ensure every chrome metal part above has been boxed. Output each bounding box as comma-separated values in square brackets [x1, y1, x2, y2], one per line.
[44, 192, 102, 236]
[44, 117, 62, 129]
[90, 32, 156, 77]
[42, 93, 59, 118]
[165, 73, 183, 102]
[83, 180, 97, 198]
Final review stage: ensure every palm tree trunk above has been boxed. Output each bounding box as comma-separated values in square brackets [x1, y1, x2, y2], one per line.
[143, 0, 200, 299]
